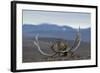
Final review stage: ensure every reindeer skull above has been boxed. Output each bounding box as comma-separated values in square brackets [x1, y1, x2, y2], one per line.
[33, 27, 81, 57]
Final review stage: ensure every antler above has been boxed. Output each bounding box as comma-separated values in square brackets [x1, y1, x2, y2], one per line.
[33, 34, 57, 57]
[70, 26, 81, 52]
[54, 27, 81, 53]
[33, 27, 81, 57]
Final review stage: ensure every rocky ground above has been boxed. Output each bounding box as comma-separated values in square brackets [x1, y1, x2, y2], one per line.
[22, 37, 91, 63]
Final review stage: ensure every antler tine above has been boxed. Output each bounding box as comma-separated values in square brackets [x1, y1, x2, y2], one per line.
[70, 26, 81, 52]
[33, 34, 57, 57]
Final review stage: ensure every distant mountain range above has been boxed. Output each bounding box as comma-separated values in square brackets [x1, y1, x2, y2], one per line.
[22, 23, 91, 42]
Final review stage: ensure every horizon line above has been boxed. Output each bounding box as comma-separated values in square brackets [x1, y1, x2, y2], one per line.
[23, 23, 91, 29]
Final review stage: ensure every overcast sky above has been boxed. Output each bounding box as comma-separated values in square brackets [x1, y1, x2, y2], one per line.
[23, 10, 91, 29]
